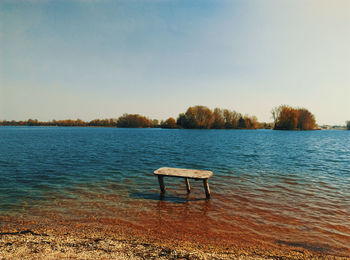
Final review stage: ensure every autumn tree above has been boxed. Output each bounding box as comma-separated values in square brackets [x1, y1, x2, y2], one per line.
[27, 119, 39, 126]
[176, 106, 214, 129]
[160, 117, 177, 129]
[223, 109, 240, 129]
[176, 106, 260, 129]
[297, 109, 316, 130]
[88, 119, 102, 126]
[183, 107, 198, 128]
[211, 108, 225, 129]
[151, 119, 159, 128]
[117, 114, 151, 128]
[192, 106, 214, 128]
[243, 115, 258, 129]
[272, 105, 316, 130]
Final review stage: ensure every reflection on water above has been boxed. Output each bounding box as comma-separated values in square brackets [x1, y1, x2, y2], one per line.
[0, 127, 350, 255]
[130, 192, 205, 203]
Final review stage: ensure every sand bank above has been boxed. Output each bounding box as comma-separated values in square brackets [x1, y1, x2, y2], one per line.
[1, 228, 347, 259]
[1, 213, 348, 259]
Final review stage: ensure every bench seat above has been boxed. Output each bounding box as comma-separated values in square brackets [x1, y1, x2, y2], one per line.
[154, 167, 213, 198]
[154, 167, 213, 179]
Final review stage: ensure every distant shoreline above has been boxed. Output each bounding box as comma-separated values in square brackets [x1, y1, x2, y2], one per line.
[0, 125, 348, 130]
[1, 105, 348, 130]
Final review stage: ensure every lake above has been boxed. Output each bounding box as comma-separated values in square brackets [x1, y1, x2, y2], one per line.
[0, 127, 349, 255]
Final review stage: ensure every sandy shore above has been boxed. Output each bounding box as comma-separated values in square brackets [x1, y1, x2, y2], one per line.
[1, 228, 348, 259]
[1, 213, 349, 259]
[0, 230, 248, 260]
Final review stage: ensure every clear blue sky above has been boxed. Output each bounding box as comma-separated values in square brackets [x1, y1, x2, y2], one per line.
[1, 0, 349, 125]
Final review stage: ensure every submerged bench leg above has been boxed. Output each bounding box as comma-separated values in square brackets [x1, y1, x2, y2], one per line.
[203, 179, 210, 199]
[158, 175, 165, 194]
[185, 178, 191, 193]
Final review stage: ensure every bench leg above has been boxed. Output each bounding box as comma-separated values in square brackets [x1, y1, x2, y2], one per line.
[158, 176, 165, 194]
[203, 179, 210, 199]
[185, 178, 191, 193]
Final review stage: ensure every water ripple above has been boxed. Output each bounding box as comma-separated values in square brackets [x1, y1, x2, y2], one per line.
[0, 127, 350, 254]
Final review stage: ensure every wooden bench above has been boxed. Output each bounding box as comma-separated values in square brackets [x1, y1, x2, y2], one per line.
[154, 167, 213, 198]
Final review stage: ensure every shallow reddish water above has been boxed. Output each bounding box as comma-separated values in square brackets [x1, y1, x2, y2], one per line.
[2, 179, 349, 257]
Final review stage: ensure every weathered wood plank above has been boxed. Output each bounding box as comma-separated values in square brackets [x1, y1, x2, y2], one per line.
[154, 167, 213, 179]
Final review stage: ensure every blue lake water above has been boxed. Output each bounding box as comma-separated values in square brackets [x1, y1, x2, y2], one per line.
[0, 126, 349, 254]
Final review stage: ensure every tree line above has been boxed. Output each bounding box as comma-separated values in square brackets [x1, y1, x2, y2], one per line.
[0, 116, 158, 128]
[161, 106, 259, 129]
[271, 105, 317, 130]
[0, 104, 322, 130]
[347, 121, 350, 130]
[0, 106, 261, 129]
